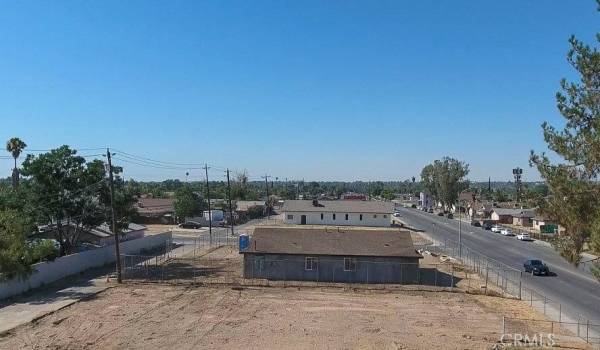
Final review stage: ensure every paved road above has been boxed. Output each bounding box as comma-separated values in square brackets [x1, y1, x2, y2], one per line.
[396, 206, 600, 324]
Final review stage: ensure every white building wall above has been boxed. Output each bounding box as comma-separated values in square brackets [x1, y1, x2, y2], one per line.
[0, 232, 172, 300]
[283, 211, 391, 227]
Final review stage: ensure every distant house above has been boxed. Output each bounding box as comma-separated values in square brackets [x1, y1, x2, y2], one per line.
[135, 198, 175, 224]
[341, 192, 368, 201]
[512, 210, 536, 227]
[40, 222, 147, 247]
[490, 208, 521, 223]
[235, 200, 265, 213]
[282, 200, 394, 227]
[532, 216, 561, 234]
[490, 208, 536, 225]
[241, 226, 422, 284]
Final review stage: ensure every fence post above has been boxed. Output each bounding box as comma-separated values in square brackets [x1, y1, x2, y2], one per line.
[530, 290, 533, 307]
[518, 271, 522, 300]
[502, 316, 506, 337]
[451, 265, 454, 288]
[485, 266, 489, 295]
[544, 296, 547, 315]
[559, 304, 561, 322]
[586, 319, 589, 343]
[434, 268, 438, 286]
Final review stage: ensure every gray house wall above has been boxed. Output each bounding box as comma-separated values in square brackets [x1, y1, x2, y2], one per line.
[243, 253, 420, 284]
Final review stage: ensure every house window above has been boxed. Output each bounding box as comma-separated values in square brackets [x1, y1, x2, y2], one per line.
[287, 214, 294, 220]
[359, 214, 363, 221]
[321, 213, 324, 220]
[333, 213, 336, 220]
[344, 258, 356, 271]
[383, 215, 387, 218]
[305, 257, 317, 271]
[345, 214, 349, 220]
[373, 214, 377, 218]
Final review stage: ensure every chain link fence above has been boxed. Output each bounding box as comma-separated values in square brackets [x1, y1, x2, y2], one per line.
[423, 235, 600, 345]
[119, 230, 599, 345]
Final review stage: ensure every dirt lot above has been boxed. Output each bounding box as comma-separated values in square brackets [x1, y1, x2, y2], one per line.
[0, 282, 591, 350]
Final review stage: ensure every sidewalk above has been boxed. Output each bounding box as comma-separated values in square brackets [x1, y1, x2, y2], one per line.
[0, 275, 111, 335]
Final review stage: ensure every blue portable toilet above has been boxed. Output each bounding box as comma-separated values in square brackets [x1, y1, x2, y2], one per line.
[239, 234, 249, 251]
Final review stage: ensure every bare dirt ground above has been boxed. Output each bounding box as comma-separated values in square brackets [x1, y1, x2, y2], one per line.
[0, 231, 592, 350]
[3, 283, 590, 350]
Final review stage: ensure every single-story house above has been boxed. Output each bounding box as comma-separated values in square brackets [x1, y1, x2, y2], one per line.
[512, 210, 536, 227]
[241, 226, 422, 284]
[282, 200, 394, 227]
[135, 197, 175, 224]
[235, 200, 265, 213]
[490, 208, 536, 225]
[39, 222, 147, 247]
[532, 216, 561, 234]
[490, 208, 522, 224]
[341, 192, 368, 200]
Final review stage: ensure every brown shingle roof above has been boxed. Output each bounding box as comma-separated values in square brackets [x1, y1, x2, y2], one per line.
[282, 200, 394, 214]
[244, 226, 421, 258]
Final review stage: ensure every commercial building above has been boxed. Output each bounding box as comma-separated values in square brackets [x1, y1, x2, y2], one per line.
[241, 226, 422, 284]
[282, 200, 394, 227]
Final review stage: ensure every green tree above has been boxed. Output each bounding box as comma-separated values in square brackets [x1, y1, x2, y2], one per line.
[420, 157, 470, 209]
[21, 146, 135, 255]
[6, 137, 27, 189]
[0, 209, 34, 280]
[174, 186, 201, 221]
[530, 5, 600, 268]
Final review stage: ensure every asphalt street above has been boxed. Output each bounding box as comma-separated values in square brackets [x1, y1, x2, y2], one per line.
[396, 206, 600, 324]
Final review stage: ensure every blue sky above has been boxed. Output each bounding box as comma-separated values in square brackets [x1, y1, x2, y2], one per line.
[0, 1, 597, 182]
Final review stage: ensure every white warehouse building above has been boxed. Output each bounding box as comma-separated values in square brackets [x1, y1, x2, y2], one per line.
[282, 200, 394, 227]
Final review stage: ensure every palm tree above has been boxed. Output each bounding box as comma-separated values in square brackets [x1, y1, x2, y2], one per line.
[6, 137, 27, 189]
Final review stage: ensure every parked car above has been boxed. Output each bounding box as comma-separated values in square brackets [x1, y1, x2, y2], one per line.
[491, 225, 502, 233]
[524, 259, 550, 275]
[428, 208, 434, 213]
[517, 233, 533, 241]
[437, 212, 444, 217]
[446, 213, 454, 219]
[178, 221, 202, 229]
[482, 223, 493, 230]
[393, 212, 401, 217]
[470, 221, 481, 227]
[500, 228, 515, 236]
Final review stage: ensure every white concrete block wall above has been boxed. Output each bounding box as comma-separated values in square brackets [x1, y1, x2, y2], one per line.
[283, 211, 391, 227]
[0, 232, 172, 300]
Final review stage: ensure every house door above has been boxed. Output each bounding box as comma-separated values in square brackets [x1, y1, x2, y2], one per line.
[301, 215, 307, 225]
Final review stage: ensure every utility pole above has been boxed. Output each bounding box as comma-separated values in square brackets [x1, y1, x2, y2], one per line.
[106, 148, 122, 283]
[226, 169, 234, 236]
[203, 164, 212, 244]
[262, 175, 271, 219]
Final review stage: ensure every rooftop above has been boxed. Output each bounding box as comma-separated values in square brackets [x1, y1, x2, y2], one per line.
[492, 208, 536, 217]
[243, 226, 421, 258]
[282, 200, 394, 214]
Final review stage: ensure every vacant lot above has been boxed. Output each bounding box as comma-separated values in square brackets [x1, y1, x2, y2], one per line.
[0, 283, 591, 350]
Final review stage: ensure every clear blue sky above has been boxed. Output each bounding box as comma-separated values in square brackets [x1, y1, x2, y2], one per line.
[0, 1, 597, 182]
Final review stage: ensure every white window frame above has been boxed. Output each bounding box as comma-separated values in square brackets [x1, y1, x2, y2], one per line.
[305, 257, 317, 271]
[344, 258, 357, 271]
